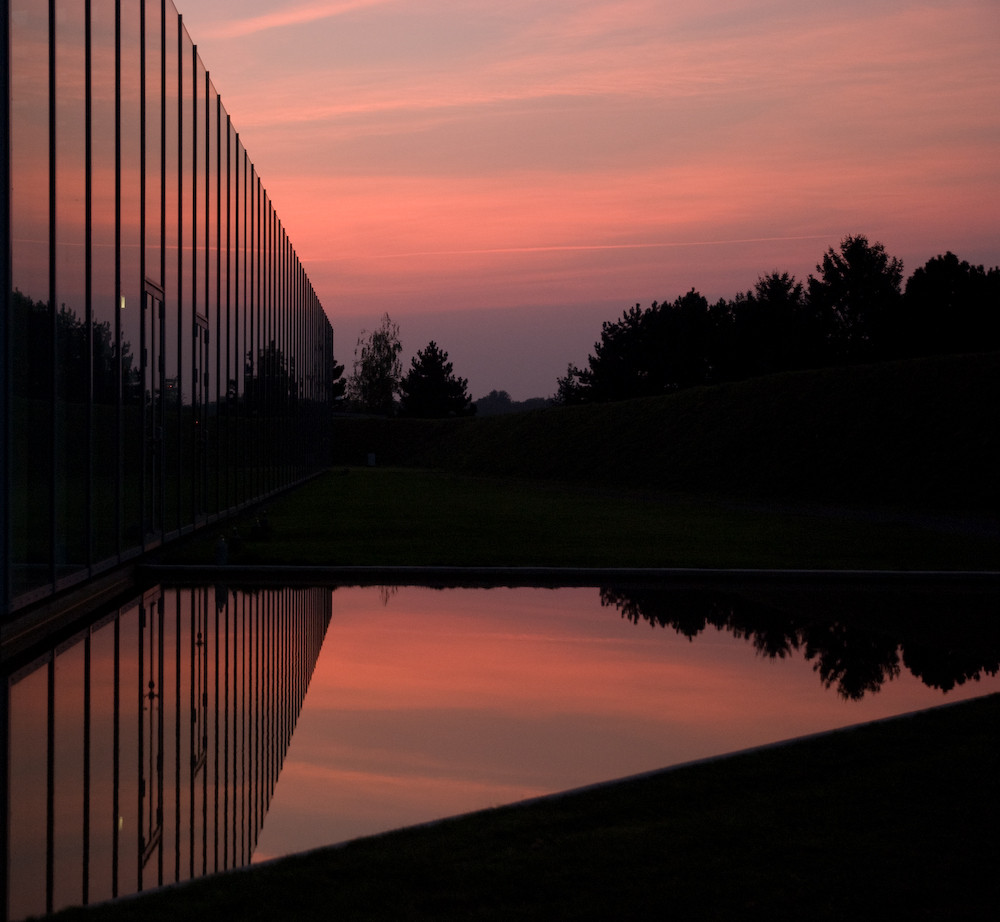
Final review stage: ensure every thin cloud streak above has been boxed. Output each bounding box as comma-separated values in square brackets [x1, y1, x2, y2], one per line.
[313, 234, 839, 263]
[198, 0, 395, 39]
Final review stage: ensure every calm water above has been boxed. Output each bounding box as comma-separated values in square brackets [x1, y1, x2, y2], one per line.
[3, 580, 999, 919]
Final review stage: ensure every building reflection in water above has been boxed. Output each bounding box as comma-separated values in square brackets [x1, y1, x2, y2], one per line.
[1, 586, 331, 921]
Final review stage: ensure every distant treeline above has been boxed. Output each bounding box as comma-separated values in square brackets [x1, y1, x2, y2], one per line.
[558, 236, 999, 404]
[475, 390, 553, 416]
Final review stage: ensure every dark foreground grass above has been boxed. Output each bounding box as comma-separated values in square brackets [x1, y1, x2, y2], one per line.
[158, 467, 999, 571]
[51, 693, 1000, 921]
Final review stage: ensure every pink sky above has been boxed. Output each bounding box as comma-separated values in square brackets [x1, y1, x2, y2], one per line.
[178, 1, 1000, 399]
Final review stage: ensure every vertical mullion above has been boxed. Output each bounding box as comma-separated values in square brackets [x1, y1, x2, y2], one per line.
[0, 0, 11, 616]
[175, 13, 184, 533]
[173, 590, 181, 882]
[224, 115, 231, 510]
[111, 610, 120, 898]
[139, 0, 148, 546]
[48, 0, 57, 590]
[213, 588, 219, 872]
[159, 0, 166, 298]
[214, 94, 221, 514]
[45, 656, 55, 915]
[203, 76, 210, 512]
[83, 630, 92, 905]
[114, 0, 123, 562]
[223, 590, 230, 868]
[85, 0, 95, 572]
[156, 595, 164, 886]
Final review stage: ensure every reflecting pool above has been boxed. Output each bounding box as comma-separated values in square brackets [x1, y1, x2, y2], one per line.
[3, 580, 999, 919]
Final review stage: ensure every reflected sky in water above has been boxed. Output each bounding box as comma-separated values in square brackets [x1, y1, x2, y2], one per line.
[253, 585, 1000, 860]
[5, 581, 997, 919]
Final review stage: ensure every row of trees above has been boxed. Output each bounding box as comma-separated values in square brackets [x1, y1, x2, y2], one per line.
[341, 313, 475, 417]
[557, 236, 1000, 404]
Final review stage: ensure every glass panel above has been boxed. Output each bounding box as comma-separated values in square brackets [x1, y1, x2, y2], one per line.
[87, 619, 119, 905]
[193, 317, 209, 516]
[120, 0, 144, 553]
[52, 643, 86, 910]
[163, 6, 181, 535]
[10, 0, 54, 596]
[142, 289, 165, 541]
[116, 604, 142, 897]
[143, 0, 162, 285]
[192, 56, 208, 518]
[206, 82, 220, 515]
[222, 116, 238, 509]
[276, 228, 287, 487]
[236, 142, 249, 506]
[194, 57, 206, 322]
[92, 0, 120, 564]
[248, 180, 259, 500]
[54, 0, 89, 579]
[7, 664, 50, 919]
[180, 26, 195, 524]
[263, 200, 274, 493]
[137, 593, 165, 889]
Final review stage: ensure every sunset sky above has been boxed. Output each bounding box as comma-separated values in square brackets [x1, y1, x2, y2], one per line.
[179, 0, 1000, 399]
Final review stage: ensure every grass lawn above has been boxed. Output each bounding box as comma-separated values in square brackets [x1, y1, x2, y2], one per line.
[157, 467, 999, 571]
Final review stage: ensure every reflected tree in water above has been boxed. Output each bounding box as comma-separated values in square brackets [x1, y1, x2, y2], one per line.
[600, 585, 1000, 700]
[802, 621, 901, 700]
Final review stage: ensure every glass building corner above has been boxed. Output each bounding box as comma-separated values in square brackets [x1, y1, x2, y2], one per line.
[2, 1, 336, 618]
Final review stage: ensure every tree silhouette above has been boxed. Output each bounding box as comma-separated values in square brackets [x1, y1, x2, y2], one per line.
[556, 236, 996, 405]
[398, 340, 475, 418]
[348, 313, 402, 415]
[727, 271, 825, 376]
[330, 354, 347, 402]
[902, 252, 1000, 357]
[556, 290, 718, 403]
[808, 234, 904, 362]
[555, 363, 589, 405]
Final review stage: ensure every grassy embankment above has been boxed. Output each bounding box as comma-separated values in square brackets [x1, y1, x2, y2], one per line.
[162, 352, 999, 570]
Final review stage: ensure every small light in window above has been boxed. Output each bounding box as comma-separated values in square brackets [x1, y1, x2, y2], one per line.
[119, 296, 126, 310]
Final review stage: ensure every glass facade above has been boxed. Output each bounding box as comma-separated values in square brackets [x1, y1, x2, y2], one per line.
[2, 1, 336, 616]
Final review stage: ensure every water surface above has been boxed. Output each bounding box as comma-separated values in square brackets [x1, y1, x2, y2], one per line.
[254, 583, 1000, 859]
[3, 580, 998, 919]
